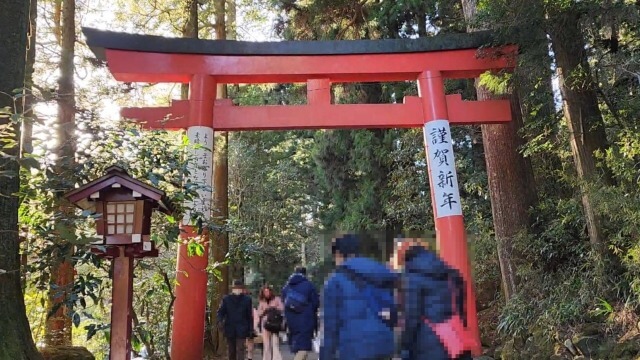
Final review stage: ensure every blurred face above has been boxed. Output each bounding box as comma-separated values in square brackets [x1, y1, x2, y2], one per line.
[331, 238, 345, 266]
[263, 288, 272, 298]
[392, 239, 427, 270]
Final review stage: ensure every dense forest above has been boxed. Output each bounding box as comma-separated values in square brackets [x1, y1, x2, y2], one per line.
[1, 0, 639, 359]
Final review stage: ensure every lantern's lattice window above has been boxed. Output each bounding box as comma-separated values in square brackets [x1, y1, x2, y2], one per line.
[106, 202, 135, 235]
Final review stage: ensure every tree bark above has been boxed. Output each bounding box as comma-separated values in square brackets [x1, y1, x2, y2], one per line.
[46, 0, 76, 346]
[226, 0, 236, 40]
[21, 0, 37, 157]
[0, 0, 43, 358]
[461, 0, 538, 301]
[45, 252, 74, 347]
[214, 0, 226, 40]
[210, 0, 230, 356]
[180, 0, 199, 100]
[547, 9, 612, 267]
[477, 91, 536, 300]
[53, 0, 62, 45]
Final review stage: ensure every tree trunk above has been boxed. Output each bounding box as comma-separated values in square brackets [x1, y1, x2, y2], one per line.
[478, 92, 537, 300]
[180, 0, 198, 100]
[226, 0, 236, 40]
[210, 0, 230, 356]
[21, 0, 38, 291]
[0, 0, 43, 358]
[46, 0, 76, 346]
[45, 251, 74, 346]
[547, 9, 612, 267]
[21, 0, 37, 157]
[53, 0, 62, 45]
[461, 0, 538, 300]
[211, 130, 229, 355]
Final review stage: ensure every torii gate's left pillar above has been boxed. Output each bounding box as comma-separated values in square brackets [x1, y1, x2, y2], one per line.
[171, 74, 216, 360]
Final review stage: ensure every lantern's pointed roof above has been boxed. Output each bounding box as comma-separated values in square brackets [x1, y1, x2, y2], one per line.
[64, 166, 174, 214]
[82, 27, 499, 61]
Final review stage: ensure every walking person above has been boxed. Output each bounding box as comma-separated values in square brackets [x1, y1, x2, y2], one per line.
[282, 266, 320, 360]
[243, 287, 258, 360]
[257, 285, 285, 360]
[319, 234, 398, 360]
[217, 279, 254, 360]
[394, 240, 472, 360]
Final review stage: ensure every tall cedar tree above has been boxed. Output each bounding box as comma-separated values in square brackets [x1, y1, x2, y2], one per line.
[210, 0, 231, 356]
[546, 4, 614, 273]
[0, 0, 43, 358]
[46, 0, 76, 346]
[180, 0, 198, 100]
[461, 0, 538, 300]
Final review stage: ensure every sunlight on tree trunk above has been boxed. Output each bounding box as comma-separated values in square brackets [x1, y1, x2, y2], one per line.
[20, 0, 38, 293]
[53, 0, 62, 45]
[21, 0, 37, 158]
[45, 0, 76, 347]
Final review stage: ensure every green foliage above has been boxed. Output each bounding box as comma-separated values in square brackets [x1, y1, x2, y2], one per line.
[228, 84, 318, 288]
[385, 129, 433, 231]
[591, 298, 615, 319]
[477, 72, 512, 95]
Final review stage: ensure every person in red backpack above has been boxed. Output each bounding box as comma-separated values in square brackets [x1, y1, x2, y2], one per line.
[396, 241, 472, 360]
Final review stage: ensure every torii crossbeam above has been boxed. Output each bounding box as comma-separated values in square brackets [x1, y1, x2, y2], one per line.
[84, 27, 517, 360]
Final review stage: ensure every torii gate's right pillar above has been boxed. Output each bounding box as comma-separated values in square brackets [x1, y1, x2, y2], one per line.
[418, 70, 482, 355]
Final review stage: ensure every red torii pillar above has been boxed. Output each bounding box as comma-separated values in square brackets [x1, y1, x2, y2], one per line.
[170, 74, 216, 360]
[418, 70, 480, 351]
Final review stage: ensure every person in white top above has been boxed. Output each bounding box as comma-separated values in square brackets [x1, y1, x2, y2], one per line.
[256, 285, 284, 360]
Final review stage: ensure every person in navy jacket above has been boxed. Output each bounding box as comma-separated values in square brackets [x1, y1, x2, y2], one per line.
[398, 243, 472, 360]
[217, 279, 254, 360]
[282, 266, 320, 360]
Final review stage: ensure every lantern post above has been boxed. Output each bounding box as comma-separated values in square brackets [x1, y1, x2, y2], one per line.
[65, 166, 174, 360]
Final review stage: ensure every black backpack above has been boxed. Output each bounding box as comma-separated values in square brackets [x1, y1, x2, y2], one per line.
[263, 307, 285, 333]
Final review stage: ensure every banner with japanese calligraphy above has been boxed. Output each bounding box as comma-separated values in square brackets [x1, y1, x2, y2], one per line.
[423, 120, 463, 218]
[183, 126, 214, 224]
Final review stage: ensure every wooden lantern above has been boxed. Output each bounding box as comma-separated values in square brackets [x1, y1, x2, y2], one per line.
[64, 166, 174, 257]
[64, 166, 174, 360]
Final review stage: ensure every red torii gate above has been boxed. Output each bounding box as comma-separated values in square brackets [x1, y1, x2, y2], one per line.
[84, 27, 516, 359]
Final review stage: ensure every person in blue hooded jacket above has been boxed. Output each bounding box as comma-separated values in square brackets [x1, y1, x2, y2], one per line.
[282, 266, 320, 360]
[319, 234, 398, 360]
[397, 242, 472, 360]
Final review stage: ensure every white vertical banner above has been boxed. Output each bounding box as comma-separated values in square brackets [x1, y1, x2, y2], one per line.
[183, 126, 214, 225]
[424, 120, 463, 218]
